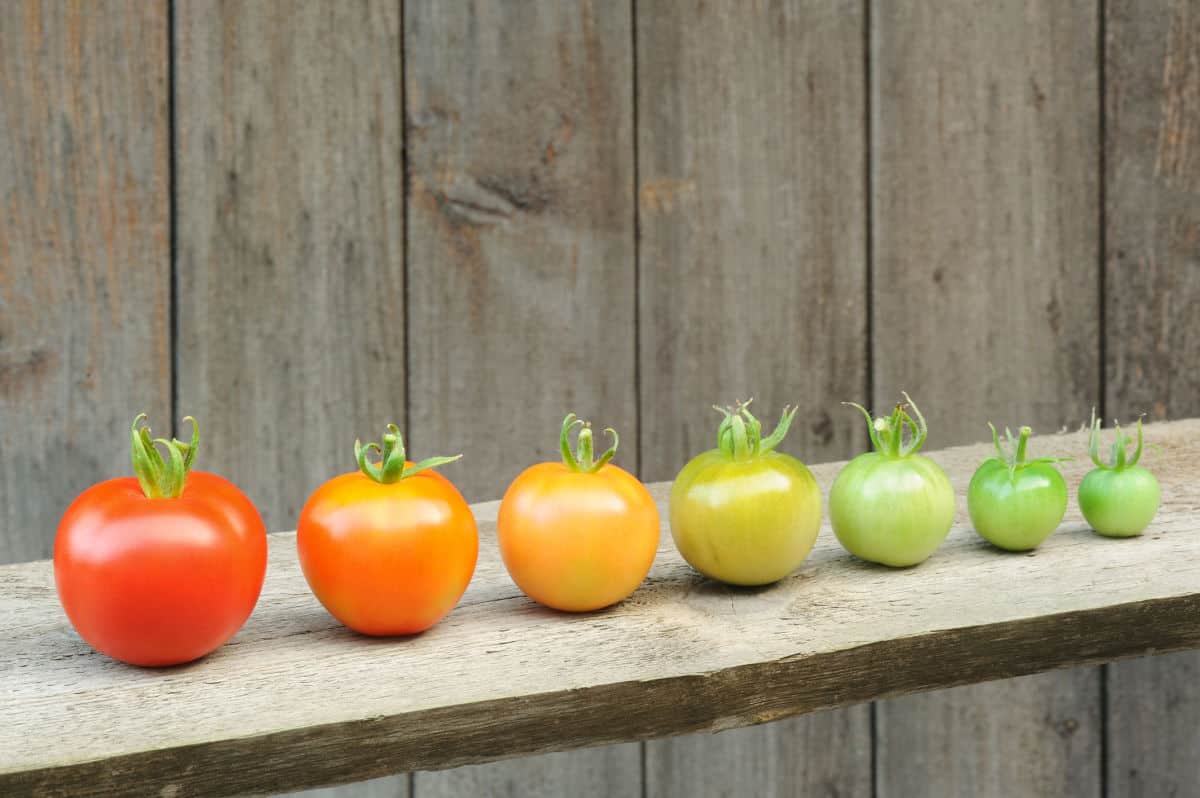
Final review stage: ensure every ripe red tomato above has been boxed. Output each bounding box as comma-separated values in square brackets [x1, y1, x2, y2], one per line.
[297, 426, 477, 635]
[498, 415, 659, 612]
[54, 416, 267, 667]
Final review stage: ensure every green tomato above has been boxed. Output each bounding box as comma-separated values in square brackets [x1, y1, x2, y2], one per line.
[1079, 414, 1160, 537]
[829, 394, 956, 567]
[670, 403, 822, 586]
[967, 425, 1067, 551]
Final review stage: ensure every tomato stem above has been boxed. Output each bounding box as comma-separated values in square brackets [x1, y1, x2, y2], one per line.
[1087, 408, 1145, 470]
[130, 414, 199, 499]
[355, 424, 462, 483]
[560, 413, 618, 473]
[844, 392, 928, 459]
[713, 401, 796, 461]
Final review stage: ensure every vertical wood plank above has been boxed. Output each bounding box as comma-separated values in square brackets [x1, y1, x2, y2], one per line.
[1105, 2, 1200, 796]
[646, 709, 871, 798]
[871, 1, 1103, 796]
[175, 0, 406, 531]
[405, 1, 639, 796]
[175, 3, 408, 797]
[0, 0, 170, 564]
[636, 1, 870, 796]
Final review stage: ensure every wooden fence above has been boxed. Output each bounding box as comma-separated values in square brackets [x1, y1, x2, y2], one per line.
[1, 1, 1197, 796]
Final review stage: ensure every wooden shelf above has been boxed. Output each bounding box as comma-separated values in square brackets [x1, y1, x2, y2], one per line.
[3, 420, 1198, 797]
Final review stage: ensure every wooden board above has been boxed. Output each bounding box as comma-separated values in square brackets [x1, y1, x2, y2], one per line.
[404, 2, 639, 795]
[174, 0, 406, 534]
[870, 1, 1103, 794]
[3, 421, 1199, 798]
[634, 1, 870, 794]
[1104, 2, 1200, 796]
[173, 5, 406, 796]
[0, 1, 170, 563]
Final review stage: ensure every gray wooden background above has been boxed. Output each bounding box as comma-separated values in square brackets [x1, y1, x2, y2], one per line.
[1, 1, 1197, 796]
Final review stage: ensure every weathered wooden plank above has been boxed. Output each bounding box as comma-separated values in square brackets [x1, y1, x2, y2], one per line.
[635, 0, 870, 793]
[0, 1, 170, 564]
[174, 5, 406, 796]
[404, 2, 639, 795]
[645, 710, 871, 798]
[1105, 2, 1200, 796]
[3, 421, 1198, 798]
[871, 0, 1103, 795]
[174, 0, 406, 534]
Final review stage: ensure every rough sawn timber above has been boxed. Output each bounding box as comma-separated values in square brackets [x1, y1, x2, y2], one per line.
[2, 420, 1199, 797]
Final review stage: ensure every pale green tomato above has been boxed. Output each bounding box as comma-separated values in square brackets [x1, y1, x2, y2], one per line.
[669, 402, 821, 586]
[829, 394, 955, 567]
[1079, 413, 1160, 538]
[967, 425, 1067, 551]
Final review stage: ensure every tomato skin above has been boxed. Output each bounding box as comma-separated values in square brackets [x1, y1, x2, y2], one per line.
[54, 472, 267, 667]
[968, 460, 1067, 551]
[498, 462, 659, 612]
[1079, 465, 1160, 537]
[297, 467, 477, 635]
[670, 450, 821, 586]
[829, 452, 955, 567]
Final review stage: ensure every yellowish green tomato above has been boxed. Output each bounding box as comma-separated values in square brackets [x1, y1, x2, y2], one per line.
[670, 402, 822, 586]
[1079, 413, 1160, 537]
[829, 394, 955, 567]
[967, 424, 1067, 551]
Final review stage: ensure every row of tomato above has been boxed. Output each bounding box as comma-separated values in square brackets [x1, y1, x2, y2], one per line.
[53, 395, 1160, 667]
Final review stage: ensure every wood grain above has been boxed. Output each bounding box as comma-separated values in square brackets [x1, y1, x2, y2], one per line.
[635, 1, 870, 794]
[0, 0, 170, 563]
[174, 0, 405, 535]
[405, 0, 637, 503]
[3, 421, 1199, 798]
[870, 1, 1102, 795]
[404, 2, 638, 794]
[1105, 2, 1200, 796]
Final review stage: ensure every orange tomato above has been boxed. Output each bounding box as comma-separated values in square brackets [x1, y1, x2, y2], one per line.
[297, 427, 477, 636]
[498, 415, 659, 612]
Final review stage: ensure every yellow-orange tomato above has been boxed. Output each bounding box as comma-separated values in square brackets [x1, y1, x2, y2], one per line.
[497, 416, 659, 612]
[297, 428, 477, 636]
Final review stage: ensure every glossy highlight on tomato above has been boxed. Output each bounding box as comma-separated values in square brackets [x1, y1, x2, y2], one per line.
[55, 416, 267, 667]
[498, 415, 659, 612]
[298, 426, 477, 635]
[670, 402, 821, 586]
[968, 424, 1068, 551]
[830, 394, 955, 567]
[1079, 412, 1160, 537]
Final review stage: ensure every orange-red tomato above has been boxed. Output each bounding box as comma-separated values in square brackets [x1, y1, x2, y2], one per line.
[498, 415, 659, 612]
[297, 429, 477, 636]
[54, 417, 267, 667]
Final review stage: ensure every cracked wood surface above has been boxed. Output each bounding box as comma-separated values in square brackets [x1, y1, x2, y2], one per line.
[3, 419, 1199, 797]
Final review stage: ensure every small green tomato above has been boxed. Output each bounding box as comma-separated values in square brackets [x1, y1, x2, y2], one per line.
[967, 424, 1068, 551]
[670, 402, 822, 586]
[829, 394, 956, 567]
[1079, 412, 1160, 537]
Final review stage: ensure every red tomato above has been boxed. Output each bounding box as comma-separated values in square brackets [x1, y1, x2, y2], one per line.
[297, 426, 477, 636]
[498, 415, 659, 612]
[54, 417, 267, 667]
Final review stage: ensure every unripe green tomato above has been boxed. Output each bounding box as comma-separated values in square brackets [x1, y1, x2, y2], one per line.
[968, 460, 1067, 551]
[1079, 465, 1159, 537]
[671, 450, 822, 586]
[829, 452, 955, 567]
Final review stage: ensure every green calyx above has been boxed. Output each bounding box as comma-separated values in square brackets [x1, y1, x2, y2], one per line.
[131, 413, 199, 499]
[845, 392, 928, 458]
[1087, 408, 1145, 471]
[713, 399, 797, 462]
[560, 413, 618, 473]
[986, 423, 1068, 479]
[355, 424, 462, 483]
